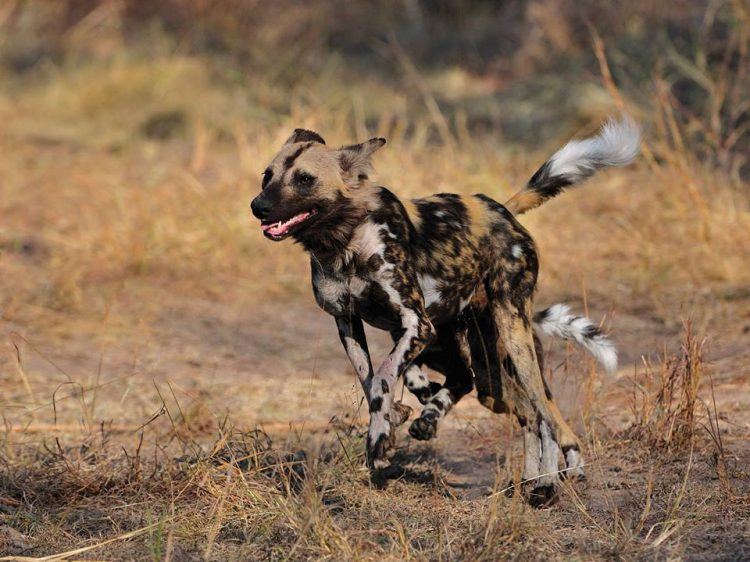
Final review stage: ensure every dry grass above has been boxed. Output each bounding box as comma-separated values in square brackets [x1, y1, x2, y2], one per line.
[1, 2, 750, 560]
[629, 320, 705, 450]
[0, 344, 747, 560]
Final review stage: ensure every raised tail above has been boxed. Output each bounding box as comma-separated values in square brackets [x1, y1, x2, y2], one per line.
[506, 117, 641, 215]
[533, 304, 618, 373]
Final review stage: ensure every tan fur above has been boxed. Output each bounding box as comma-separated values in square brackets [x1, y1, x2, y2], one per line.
[463, 194, 491, 241]
[504, 189, 544, 215]
[402, 199, 423, 231]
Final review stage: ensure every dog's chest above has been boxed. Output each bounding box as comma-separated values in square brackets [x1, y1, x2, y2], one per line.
[311, 261, 400, 329]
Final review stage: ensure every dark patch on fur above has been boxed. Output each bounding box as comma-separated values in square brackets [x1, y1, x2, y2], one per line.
[367, 254, 384, 271]
[289, 129, 325, 145]
[581, 324, 602, 338]
[284, 143, 312, 171]
[527, 160, 575, 200]
[366, 432, 390, 468]
[369, 397, 383, 413]
[534, 307, 552, 323]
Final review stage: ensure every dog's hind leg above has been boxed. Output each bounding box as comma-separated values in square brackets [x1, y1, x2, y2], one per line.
[489, 297, 559, 505]
[403, 364, 442, 404]
[467, 305, 509, 414]
[408, 322, 474, 441]
[489, 293, 586, 505]
[482, 311, 585, 481]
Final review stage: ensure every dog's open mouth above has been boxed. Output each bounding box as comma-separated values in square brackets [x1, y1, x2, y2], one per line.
[261, 210, 316, 241]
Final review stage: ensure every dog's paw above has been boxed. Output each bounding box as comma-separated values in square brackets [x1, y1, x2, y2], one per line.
[504, 480, 560, 507]
[560, 469, 587, 483]
[526, 484, 559, 508]
[408, 416, 437, 441]
[366, 436, 390, 469]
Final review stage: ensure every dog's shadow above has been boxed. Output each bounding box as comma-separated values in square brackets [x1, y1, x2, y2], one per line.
[371, 443, 502, 496]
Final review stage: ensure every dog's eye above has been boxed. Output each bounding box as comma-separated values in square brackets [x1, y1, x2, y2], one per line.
[261, 169, 272, 189]
[294, 171, 316, 189]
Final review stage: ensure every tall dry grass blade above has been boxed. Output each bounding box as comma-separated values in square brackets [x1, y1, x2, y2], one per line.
[701, 371, 734, 497]
[202, 466, 232, 560]
[388, 32, 456, 153]
[628, 319, 705, 450]
[9, 340, 37, 418]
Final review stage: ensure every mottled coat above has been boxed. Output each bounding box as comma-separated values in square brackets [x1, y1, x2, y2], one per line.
[251, 120, 639, 505]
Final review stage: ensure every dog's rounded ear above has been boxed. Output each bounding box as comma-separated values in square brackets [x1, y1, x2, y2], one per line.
[336, 137, 386, 188]
[285, 128, 326, 145]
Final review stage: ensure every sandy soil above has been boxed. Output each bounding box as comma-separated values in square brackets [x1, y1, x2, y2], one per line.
[2, 276, 749, 559]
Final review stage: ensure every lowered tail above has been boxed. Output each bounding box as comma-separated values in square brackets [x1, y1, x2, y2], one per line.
[506, 117, 641, 215]
[533, 304, 618, 373]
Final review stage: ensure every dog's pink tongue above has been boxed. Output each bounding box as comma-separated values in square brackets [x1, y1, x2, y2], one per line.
[261, 211, 310, 237]
[262, 221, 287, 237]
[266, 222, 289, 236]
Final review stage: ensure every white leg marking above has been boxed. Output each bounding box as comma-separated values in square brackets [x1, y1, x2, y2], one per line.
[565, 448, 585, 478]
[523, 426, 542, 483]
[343, 336, 372, 395]
[539, 420, 561, 486]
[422, 387, 453, 421]
[404, 365, 427, 390]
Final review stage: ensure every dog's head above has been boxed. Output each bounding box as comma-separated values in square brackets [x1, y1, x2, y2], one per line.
[250, 129, 385, 246]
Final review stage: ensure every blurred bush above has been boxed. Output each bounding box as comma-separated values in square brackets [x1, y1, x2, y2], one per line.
[0, 0, 748, 177]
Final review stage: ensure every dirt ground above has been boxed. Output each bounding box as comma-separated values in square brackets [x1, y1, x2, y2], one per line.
[2, 276, 749, 559]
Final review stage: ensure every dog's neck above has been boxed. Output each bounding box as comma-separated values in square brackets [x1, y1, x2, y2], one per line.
[295, 186, 382, 264]
[294, 202, 368, 263]
[295, 213, 365, 261]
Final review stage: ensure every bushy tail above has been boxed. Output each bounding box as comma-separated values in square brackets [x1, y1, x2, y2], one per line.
[506, 117, 641, 215]
[533, 304, 618, 373]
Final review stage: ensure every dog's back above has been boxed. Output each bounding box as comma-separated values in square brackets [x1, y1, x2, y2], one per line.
[358, 186, 536, 325]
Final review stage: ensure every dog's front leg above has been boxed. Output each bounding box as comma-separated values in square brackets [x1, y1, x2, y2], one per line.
[367, 306, 435, 469]
[335, 315, 375, 401]
[336, 315, 413, 446]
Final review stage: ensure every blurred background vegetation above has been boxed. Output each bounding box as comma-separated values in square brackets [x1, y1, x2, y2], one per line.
[1, 0, 748, 169]
[1, 0, 749, 318]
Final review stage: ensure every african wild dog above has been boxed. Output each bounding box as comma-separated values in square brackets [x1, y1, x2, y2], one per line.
[250, 119, 639, 506]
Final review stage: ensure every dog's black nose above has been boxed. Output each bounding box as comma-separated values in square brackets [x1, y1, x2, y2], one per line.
[251, 196, 273, 220]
